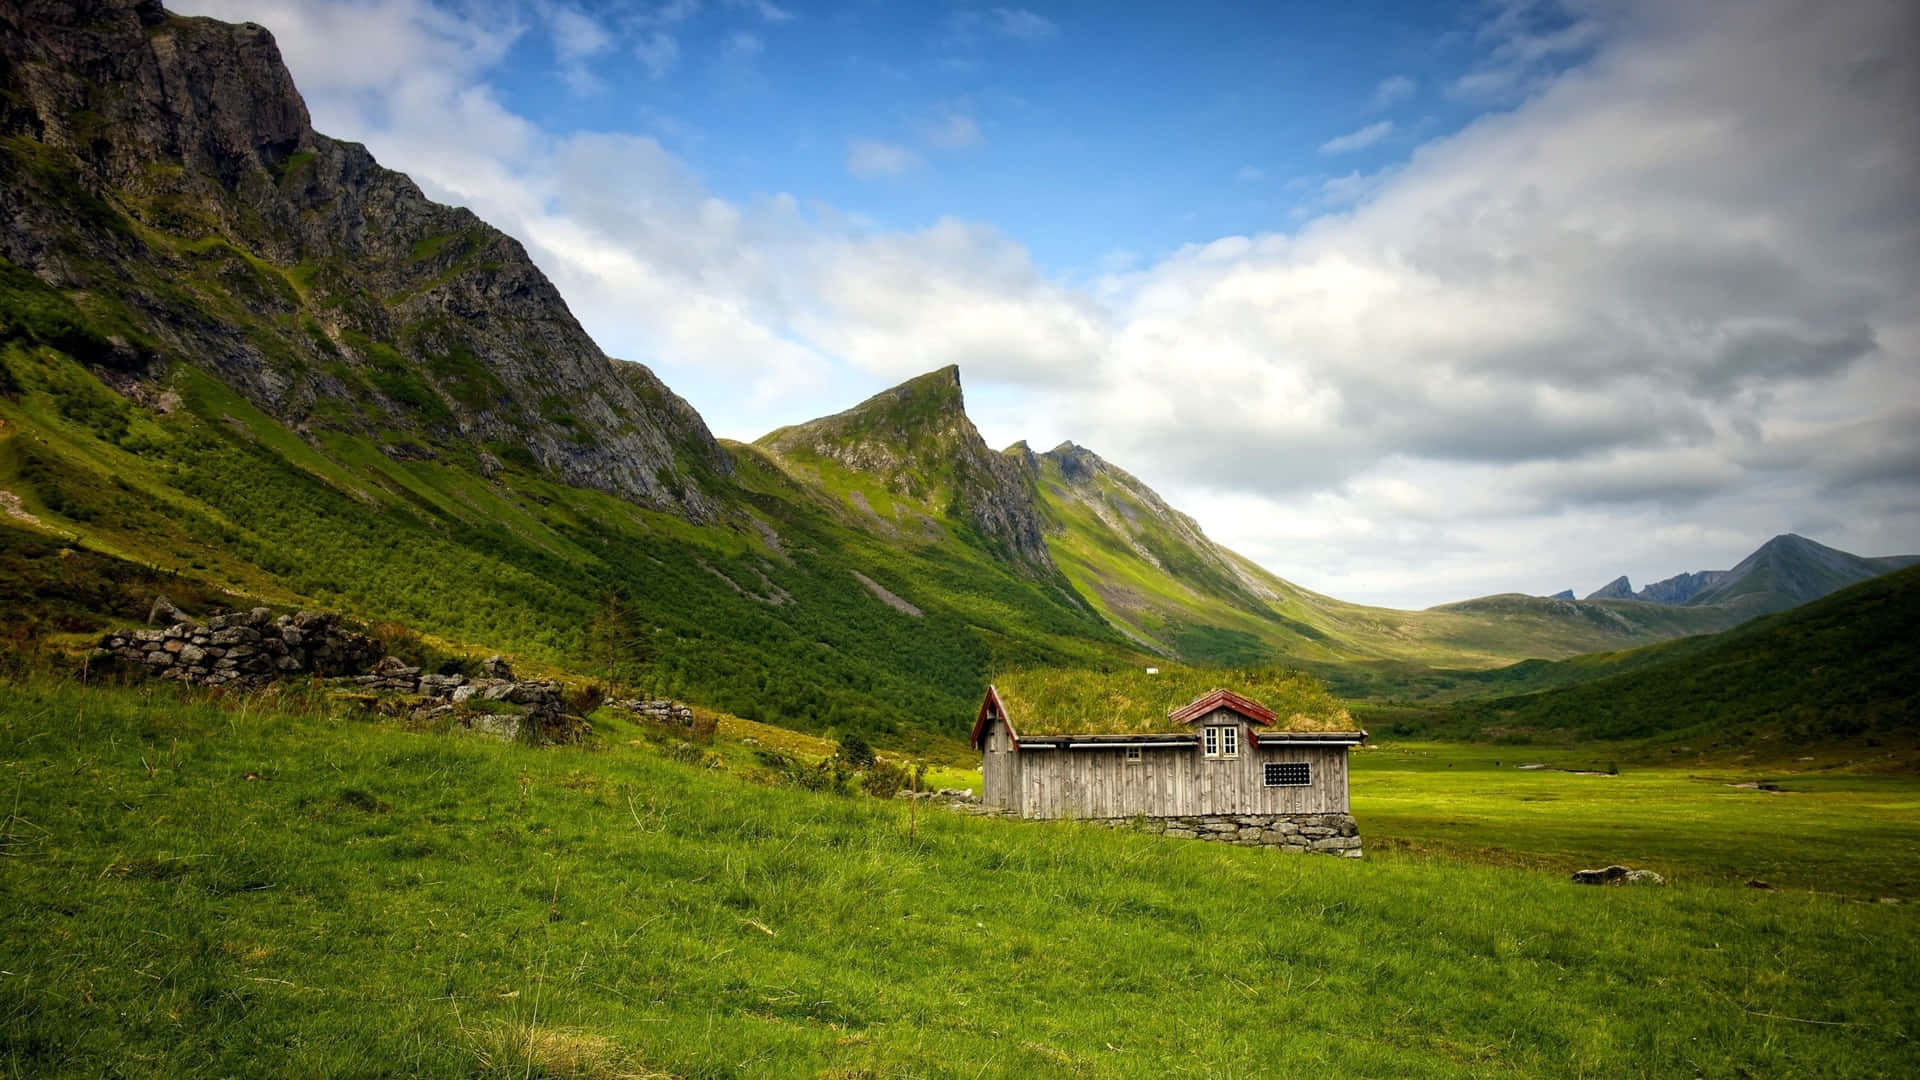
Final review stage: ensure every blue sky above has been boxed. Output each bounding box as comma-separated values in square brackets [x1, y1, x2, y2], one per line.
[482, 1, 1502, 277]
[176, 0, 1919, 608]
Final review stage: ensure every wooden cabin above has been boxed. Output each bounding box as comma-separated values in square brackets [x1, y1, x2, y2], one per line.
[971, 674, 1366, 854]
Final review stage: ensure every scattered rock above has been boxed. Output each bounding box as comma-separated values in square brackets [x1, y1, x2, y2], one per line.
[148, 595, 189, 626]
[479, 655, 515, 680]
[610, 698, 694, 727]
[1572, 865, 1666, 886]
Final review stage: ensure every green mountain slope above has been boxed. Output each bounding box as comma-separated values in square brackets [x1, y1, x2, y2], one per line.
[1001, 438, 1754, 668]
[1373, 565, 1920, 748]
[1683, 533, 1920, 612]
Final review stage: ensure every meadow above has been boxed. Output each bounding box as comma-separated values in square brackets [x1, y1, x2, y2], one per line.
[2, 680, 1916, 1078]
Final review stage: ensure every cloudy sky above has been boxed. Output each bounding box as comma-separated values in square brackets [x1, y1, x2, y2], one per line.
[175, 0, 1920, 608]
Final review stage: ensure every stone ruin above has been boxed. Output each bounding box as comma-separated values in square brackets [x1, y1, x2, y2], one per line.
[93, 606, 383, 686]
[335, 654, 588, 743]
[89, 600, 692, 746]
[609, 698, 694, 728]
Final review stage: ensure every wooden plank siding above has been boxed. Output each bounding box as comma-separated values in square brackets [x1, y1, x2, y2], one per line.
[980, 717, 1020, 809]
[1008, 709, 1349, 820]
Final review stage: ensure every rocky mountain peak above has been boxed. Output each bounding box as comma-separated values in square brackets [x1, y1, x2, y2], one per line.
[1585, 576, 1634, 601]
[757, 367, 1057, 574]
[1044, 441, 1111, 486]
[0, 0, 731, 519]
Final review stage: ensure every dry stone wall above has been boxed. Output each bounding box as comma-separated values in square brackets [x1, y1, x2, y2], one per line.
[1102, 812, 1362, 857]
[95, 608, 382, 685]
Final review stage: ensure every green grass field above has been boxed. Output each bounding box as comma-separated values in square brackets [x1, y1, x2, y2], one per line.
[1353, 744, 1920, 898]
[3, 680, 1916, 1077]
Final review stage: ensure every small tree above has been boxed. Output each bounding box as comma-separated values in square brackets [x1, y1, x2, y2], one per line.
[583, 592, 650, 690]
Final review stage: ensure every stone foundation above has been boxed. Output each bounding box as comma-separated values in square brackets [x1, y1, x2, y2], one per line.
[1098, 812, 1362, 857]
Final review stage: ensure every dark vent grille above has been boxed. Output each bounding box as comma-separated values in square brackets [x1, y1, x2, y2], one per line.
[1264, 761, 1310, 787]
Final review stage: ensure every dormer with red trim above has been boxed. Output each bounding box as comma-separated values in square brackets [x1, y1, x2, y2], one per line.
[971, 684, 1013, 750]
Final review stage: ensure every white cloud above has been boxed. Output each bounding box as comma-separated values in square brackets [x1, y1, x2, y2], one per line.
[1039, 0, 1920, 603]
[795, 219, 1109, 385]
[633, 31, 678, 80]
[991, 8, 1059, 42]
[947, 7, 1060, 46]
[1319, 120, 1393, 154]
[1455, 0, 1607, 100]
[543, 2, 610, 62]
[724, 0, 792, 22]
[723, 30, 763, 59]
[1372, 74, 1416, 108]
[846, 138, 921, 178]
[1235, 165, 1266, 182]
[925, 102, 985, 150]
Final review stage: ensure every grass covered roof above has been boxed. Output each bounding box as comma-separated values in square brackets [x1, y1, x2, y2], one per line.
[991, 666, 1356, 737]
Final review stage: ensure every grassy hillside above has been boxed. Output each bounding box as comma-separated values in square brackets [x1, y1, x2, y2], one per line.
[0, 314, 1131, 747]
[4, 679, 1918, 1077]
[1362, 565, 1920, 750]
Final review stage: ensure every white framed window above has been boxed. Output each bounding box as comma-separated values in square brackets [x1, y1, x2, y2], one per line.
[1264, 761, 1311, 787]
[1125, 746, 1142, 764]
[1203, 725, 1237, 758]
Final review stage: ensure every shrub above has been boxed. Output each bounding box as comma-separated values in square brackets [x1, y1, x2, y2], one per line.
[837, 733, 876, 769]
[859, 757, 912, 799]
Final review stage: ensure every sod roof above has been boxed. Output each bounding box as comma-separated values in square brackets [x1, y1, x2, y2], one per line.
[988, 666, 1357, 738]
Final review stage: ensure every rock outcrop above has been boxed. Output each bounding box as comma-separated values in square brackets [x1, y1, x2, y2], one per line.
[0, 0, 730, 519]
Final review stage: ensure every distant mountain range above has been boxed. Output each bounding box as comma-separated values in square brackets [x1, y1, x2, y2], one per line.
[1568, 535, 1919, 615]
[1412, 563, 1920, 751]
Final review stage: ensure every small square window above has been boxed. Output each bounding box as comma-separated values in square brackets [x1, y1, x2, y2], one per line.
[1125, 746, 1142, 763]
[1203, 726, 1237, 758]
[1264, 761, 1311, 787]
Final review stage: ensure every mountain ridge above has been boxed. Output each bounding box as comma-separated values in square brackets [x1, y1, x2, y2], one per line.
[1569, 534, 1918, 614]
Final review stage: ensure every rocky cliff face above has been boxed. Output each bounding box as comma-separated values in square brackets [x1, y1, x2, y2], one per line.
[0, 0, 729, 518]
[756, 366, 1056, 573]
[1635, 570, 1730, 605]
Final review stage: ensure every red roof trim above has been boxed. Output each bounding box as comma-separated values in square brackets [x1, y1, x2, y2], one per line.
[1167, 688, 1277, 728]
[971, 685, 1018, 750]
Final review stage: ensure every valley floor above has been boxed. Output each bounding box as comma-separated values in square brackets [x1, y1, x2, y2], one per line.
[2, 681, 1915, 1077]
